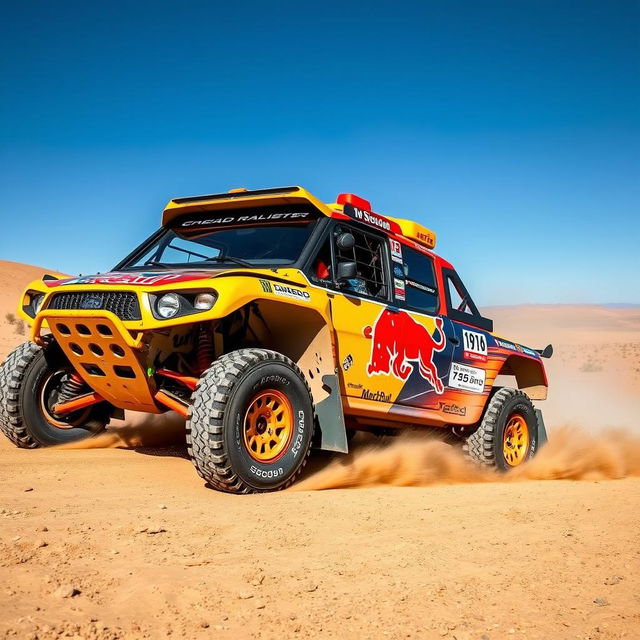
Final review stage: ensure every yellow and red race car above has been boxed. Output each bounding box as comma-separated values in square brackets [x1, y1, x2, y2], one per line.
[0, 187, 552, 492]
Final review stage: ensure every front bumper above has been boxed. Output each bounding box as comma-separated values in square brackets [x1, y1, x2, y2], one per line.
[33, 310, 161, 413]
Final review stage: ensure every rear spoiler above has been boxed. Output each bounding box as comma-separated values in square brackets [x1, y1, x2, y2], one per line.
[535, 344, 553, 359]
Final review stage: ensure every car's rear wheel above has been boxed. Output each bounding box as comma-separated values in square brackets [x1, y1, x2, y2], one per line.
[463, 387, 538, 471]
[0, 342, 109, 448]
[186, 348, 315, 493]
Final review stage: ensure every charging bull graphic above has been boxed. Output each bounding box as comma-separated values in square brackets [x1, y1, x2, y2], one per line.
[363, 309, 446, 394]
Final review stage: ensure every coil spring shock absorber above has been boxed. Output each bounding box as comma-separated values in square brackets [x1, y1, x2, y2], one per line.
[56, 371, 87, 407]
[196, 323, 214, 375]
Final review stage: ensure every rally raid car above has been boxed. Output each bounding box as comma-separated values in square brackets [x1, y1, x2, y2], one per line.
[0, 187, 552, 493]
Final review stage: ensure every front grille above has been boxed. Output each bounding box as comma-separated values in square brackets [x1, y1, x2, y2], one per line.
[48, 291, 142, 321]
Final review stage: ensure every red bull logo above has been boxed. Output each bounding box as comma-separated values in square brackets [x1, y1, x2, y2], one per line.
[363, 309, 446, 394]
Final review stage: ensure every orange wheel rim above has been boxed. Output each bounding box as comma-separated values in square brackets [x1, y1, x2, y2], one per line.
[243, 389, 293, 463]
[503, 413, 530, 467]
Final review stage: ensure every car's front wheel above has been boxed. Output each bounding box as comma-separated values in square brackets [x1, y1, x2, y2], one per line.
[0, 342, 109, 448]
[186, 348, 315, 493]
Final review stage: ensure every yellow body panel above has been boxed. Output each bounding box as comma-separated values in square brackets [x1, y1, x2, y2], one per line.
[386, 216, 437, 250]
[20, 268, 324, 331]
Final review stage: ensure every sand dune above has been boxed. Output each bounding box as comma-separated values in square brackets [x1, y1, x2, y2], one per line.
[0, 260, 68, 358]
[1, 261, 639, 639]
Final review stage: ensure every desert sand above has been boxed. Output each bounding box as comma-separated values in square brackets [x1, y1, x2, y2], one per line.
[1, 260, 639, 640]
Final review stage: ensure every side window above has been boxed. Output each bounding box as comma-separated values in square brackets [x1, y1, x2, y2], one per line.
[443, 268, 494, 332]
[400, 246, 439, 314]
[334, 225, 388, 300]
[310, 236, 332, 285]
[446, 274, 474, 315]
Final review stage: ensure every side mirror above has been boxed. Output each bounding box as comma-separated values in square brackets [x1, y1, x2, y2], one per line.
[336, 261, 357, 283]
[336, 232, 355, 251]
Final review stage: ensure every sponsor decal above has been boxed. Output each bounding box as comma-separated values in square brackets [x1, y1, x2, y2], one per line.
[389, 238, 404, 264]
[394, 277, 406, 301]
[180, 211, 311, 228]
[416, 230, 435, 247]
[449, 362, 485, 394]
[363, 309, 446, 394]
[259, 279, 273, 293]
[521, 346, 538, 358]
[462, 329, 488, 363]
[361, 388, 393, 403]
[406, 279, 437, 295]
[439, 402, 467, 417]
[343, 203, 394, 232]
[495, 338, 519, 351]
[463, 352, 488, 363]
[393, 264, 404, 278]
[272, 284, 311, 302]
[45, 272, 214, 288]
[347, 382, 363, 390]
[342, 354, 353, 371]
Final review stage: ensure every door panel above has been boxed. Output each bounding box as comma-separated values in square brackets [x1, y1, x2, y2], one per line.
[395, 316, 491, 424]
[330, 297, 407, 403]
[331, 294, 496, 425]
[331, 298, 458, 409]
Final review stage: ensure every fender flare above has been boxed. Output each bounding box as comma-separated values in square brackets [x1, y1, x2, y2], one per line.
[498, 354, 548, 401]
[249, 299, 348, 453]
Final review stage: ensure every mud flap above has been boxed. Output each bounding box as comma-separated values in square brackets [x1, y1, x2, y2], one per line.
[535, 409, 548, 449]
[314, 374, 348, 453]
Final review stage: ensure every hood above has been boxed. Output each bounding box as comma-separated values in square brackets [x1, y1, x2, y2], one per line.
[42, 269, 223, 288]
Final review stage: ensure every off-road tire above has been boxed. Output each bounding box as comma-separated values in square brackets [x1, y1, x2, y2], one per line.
[0, 341, 109, 448]
[186, 349, 315, 494]
[463, 387, 538, 471]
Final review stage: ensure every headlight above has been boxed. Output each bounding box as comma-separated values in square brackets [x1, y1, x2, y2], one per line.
[32, 294, 44, 314]
[156, 293, 181, 319]
[194, 293, 216, 310]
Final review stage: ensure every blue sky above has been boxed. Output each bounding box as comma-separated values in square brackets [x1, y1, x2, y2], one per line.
[1, 0, 638, 305]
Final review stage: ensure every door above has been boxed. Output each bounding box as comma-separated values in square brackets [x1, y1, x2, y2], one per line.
[312, 222, 403, 404]
[381, 243, 457, 411]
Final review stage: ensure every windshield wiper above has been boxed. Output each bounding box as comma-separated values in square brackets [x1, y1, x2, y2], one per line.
[145, 245, 210, 268]
[202, 256, 254, 268]
[142, 255, 253, 269]
[168, 244, 210, 260]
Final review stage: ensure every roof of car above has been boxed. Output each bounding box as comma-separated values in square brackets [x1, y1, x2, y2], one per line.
[162, 186, 438, 252]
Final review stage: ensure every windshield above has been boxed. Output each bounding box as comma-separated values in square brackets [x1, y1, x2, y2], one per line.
[122, 210, 319, 269]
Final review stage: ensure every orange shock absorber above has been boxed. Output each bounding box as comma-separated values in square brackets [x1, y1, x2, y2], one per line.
[196, 324, 214, 375]
[56, 371, 87, 406]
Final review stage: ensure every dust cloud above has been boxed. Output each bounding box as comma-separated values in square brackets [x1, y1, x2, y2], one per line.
[57, 412, 185, 450]
[57, 413, 640, 491]
[295, 426, 640, 491]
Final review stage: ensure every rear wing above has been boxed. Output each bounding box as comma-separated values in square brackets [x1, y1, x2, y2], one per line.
[536, 344, 554, 359]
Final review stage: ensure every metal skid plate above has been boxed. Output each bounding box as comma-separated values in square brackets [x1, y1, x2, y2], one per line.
[37, 310, 160, 413]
